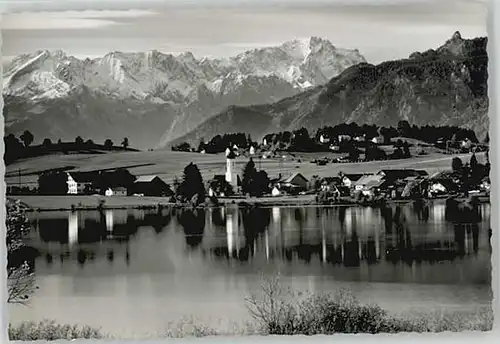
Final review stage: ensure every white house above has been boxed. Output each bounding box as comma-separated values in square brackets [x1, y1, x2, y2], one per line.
[461, 139, 472, 150]
[225, 147, 231, 157]
[430, 181, 447, 194]
[329, 144, 340, 152]
[271, 186, 281, 197]
[338, 135, 351, 142]
[105, 187, 127, 196]
[249, 146, 256, 155]
[341, 174, 364, 189]
[66, 172, 96, 195]
[67, 173, 78, 194]
[319, 135, 330, 144]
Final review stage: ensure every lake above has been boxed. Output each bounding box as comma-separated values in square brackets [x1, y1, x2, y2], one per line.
[9, 202, 492, 338]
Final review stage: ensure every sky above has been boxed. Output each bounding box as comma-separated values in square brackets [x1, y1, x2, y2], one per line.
[1, 0, 489, 64]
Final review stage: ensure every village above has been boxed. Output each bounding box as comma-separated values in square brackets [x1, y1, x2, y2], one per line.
[6, 132, 491, 208]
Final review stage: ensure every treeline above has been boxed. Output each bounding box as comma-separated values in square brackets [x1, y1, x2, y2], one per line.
[172, 121, 482, 155]
[265, 121, 480, 148]
[4, 130, 136, 164]
[172, 133, 256, 153]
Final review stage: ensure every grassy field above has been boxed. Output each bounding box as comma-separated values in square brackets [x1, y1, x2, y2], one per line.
[5, 148, 485, 188]
[7, 195, 174, 211]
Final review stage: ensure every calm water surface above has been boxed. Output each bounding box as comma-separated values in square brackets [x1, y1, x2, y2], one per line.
[9, 203, 492, 338]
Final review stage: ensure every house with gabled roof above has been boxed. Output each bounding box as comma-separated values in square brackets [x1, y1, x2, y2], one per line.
[273, 172, 309, 194]
[131, 175, 173, 197]
[353, 174, 385, 196]
[342, 174, 365, 189]
[67, 171, 100, 194]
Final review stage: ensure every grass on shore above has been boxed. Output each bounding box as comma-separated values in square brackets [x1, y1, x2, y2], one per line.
[8, 319, 107, 341]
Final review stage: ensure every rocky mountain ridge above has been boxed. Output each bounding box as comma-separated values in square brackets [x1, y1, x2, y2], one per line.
[170, 32, 489, 148]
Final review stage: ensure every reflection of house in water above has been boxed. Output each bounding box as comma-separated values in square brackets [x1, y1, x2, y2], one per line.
[27, 209, 174, 268]
[226, 208, 241, 258]
[105, 210, 114, 232]
[68, 212, 79, 247]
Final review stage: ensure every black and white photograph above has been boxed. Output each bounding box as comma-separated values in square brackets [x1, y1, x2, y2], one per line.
[2, 0, 494, 340]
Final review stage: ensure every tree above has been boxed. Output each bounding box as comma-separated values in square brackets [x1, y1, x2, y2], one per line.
[452, 157, 463, 172]
[397, 120, 411, 138]
[172, 142, 192, 152]
[484, 132, 490, 144]
[20, 130, 34, 148]
[177, 163, 205, 204]
[6, 200, 37, 304]
[121, 137, 129, 149]
[104, 139, 114, 150]
[38, 171, 68, 195]
[470, 153, 478, 171]
[4, 134, 24, 163]
[241, 158, 258, 195]
[378, 127, 392, 145]
[85, 139, 95, 147]
[42, 138, 52, 148]
[402, 141, 411, 158]
[251, 170, 270, 197]
[75, 136, 84, 146]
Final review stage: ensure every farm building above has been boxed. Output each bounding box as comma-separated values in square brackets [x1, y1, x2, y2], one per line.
[105, 187, 128, 197]
[354, 175, 385, 196]
[271, 186, 282, 197]
[279, 172, 309, 191]
[342, 174, 364, 189]
[67, 172, 100, 195]
[320, 177, 342, 192]
[131, 175, 173, 197]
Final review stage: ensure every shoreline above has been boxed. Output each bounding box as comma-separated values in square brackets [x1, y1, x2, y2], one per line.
[8, 194, 491, 212]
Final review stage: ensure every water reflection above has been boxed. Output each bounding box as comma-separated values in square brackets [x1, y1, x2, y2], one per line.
[25, 202, 491, 284]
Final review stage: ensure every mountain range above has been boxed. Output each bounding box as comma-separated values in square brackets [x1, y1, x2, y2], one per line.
[171, 32, 489, 148]
[2, 37, 366, 149]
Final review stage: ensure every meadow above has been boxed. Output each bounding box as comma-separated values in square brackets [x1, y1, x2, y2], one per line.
[5, 147, 483, 188]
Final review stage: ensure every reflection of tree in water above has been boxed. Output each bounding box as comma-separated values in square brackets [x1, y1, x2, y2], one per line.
[77, 249, 87, 266]
[211, 208, 226, 227]
[384, 206, 414, 265]
[177, 208, 206, 249]
[45, 253, 53, 265]
[107, 249, 114, 262]
[446, 198, 482, 258]
[38, 218, 70, 243]
[295, 208, 313, 263]
[412, 199, 430, 222]
[338, 206, 346, 227]
[362, 237, 377, 264]
[343, 227, 360, 267]
[240, 206, 271, 261]
[381, 202, 483, 264]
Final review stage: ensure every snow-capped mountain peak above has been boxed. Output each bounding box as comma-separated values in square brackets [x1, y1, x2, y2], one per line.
[3, 37, 365, 101]
[3, 38, 366, 147]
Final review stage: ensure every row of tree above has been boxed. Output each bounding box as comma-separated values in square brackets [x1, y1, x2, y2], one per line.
[172, 133, 255, 154]
[4, 130, 132, 164]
